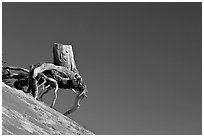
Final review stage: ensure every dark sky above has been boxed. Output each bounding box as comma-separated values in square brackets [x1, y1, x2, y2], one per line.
[2, 2, 202, 135]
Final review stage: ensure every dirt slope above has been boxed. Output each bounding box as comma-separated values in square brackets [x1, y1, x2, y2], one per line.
[2, 83, 94, 135]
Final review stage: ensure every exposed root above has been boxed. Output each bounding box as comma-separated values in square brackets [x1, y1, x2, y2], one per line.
[3, 66, 29, 73]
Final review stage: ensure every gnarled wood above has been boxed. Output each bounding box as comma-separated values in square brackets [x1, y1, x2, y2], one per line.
[32, 63, 77, 79]
[3, 43, 87, 115]
[3, 66, 29, 73]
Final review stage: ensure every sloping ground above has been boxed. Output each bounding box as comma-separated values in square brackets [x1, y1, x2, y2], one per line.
[2, 83, 94, 135]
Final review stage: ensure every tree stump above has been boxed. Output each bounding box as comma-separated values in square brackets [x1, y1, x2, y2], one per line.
[2, 42, 87, 115]
[53, 43, 79, 74]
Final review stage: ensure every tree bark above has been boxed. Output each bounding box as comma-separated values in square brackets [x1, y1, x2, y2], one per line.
[53, 43, 79, 74]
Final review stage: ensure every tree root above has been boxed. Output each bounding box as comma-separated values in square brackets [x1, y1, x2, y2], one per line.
[3, 62, 88, 114]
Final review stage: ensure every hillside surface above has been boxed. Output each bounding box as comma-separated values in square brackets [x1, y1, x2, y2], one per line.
[2, 83, 94, 135]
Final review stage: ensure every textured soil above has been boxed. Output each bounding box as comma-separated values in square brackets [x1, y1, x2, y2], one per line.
[2, 83, 94, 135]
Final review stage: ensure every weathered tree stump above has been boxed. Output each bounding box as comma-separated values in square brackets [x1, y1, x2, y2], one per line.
[53, 43, 79, 74]
[2, 43, 87, 115]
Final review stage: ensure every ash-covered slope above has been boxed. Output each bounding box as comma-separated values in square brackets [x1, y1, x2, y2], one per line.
[2, 83, 94, 135]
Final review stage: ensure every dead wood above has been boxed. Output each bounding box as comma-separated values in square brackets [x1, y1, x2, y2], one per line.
[3, 43, 87, 115]
[53, 43, 79, 73]
[27, 63, 80, 98]
[3, 66, 29, 73]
